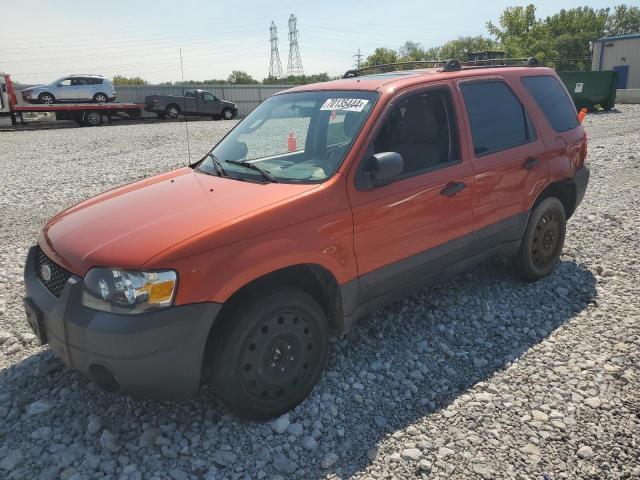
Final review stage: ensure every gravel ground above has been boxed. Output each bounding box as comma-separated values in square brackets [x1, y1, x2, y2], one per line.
[0, 108, 639, 480]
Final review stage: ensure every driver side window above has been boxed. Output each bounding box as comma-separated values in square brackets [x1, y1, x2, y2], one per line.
[202, 92, 215, 101]
[373, 88, 460, 176]
[58, 79, 72, 86]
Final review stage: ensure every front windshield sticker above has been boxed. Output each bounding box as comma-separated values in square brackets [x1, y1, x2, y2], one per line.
[320, 98, 369, 112]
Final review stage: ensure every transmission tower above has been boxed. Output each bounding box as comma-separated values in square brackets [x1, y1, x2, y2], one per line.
[268, 21, 283, 79]
[353, 48, 363, 69]
[287, 14, 304, 77]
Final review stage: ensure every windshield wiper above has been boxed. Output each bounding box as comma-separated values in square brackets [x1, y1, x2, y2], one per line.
[208, 153, 227, 177]
[225, 159, 279, 183]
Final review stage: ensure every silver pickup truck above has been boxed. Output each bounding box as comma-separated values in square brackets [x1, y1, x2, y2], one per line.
[144, 89, 238, 120]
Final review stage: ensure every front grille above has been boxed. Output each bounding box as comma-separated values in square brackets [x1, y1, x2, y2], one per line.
[35, 246, 71, 298]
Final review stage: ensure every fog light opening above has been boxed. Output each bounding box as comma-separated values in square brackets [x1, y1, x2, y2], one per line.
[88, 364, 120, 393]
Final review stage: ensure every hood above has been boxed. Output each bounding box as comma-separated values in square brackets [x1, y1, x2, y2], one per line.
[41, 167, 316, 276]
[22, 84, 46, 92]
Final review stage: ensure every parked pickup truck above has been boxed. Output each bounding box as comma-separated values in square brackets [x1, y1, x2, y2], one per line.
[144, 89, 238, 120]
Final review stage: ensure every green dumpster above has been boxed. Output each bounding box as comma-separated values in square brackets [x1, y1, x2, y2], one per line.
[556, 70, 618, 111]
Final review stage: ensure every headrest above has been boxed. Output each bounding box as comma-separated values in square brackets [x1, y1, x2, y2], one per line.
[402, 100, 439, 142]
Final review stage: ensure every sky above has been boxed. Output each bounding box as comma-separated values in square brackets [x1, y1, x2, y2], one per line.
[0, 0, 635, 85]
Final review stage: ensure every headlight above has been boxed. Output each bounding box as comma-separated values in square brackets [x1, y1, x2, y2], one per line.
[82, 268, 177, 314]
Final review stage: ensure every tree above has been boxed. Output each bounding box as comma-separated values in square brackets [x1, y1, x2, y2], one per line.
[112, 75, 148, 85]
[605, 4, 640, 36]
[435, 36, 500, 61]
[399, 41, 425, 61]
[486, 4, 548, 57]
[227, 70, 259, 84]
[364, 47, 399, 67]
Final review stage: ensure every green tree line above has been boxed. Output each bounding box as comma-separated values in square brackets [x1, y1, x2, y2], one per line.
[365, 4, 640, 71]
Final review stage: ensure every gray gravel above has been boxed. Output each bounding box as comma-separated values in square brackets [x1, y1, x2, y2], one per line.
[1, 108, 639, 479]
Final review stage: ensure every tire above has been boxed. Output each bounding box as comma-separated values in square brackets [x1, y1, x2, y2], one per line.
[514, 197, 566, 281]
[93, 92, 108, 103]
[222, 107, 235, 120]
[165, 104, 180, 119]
[38, 93, 55, 104]
[211, 287, 329, 420]
[84, 111, 101, 127]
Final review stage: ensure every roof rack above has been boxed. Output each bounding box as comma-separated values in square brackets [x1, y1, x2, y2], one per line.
[342, 56, 539, 78]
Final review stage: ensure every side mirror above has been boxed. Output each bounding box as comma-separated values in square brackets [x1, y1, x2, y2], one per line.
[370, 152, 403, 186]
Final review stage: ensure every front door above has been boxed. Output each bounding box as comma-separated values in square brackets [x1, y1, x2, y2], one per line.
[348, 84, 475, 304]
[198, 91, 221, 115]
[456, 77, 548, 251]
[613, 65, 629, 89]
[55, 78, 77, 101]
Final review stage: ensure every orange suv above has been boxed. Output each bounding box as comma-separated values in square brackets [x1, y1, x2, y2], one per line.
[24, 58, 589, 419]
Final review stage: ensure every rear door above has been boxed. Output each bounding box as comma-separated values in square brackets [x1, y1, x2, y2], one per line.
[183, 91, 198, 113]
[456, 76, 548, 252]
[72, 78, 93, 101]
[347, 83, 476, 304]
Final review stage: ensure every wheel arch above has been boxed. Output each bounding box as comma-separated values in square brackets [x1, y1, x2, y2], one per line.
[532, 178, 577, 219]
[216, 263, 344, 334]
[201, 263, 346, 381]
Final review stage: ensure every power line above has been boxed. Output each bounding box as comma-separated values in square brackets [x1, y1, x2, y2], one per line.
[287, 14, 304, 77]
[268, 21, 283, 79]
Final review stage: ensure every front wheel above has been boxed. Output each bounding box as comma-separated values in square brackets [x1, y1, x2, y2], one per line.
[222, 107, 235, 120]
[514, 197, 566, 281]
[211, 287, 329, 420]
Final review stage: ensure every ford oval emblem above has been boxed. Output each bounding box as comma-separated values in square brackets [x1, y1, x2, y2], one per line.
[41, 264, 52, 282]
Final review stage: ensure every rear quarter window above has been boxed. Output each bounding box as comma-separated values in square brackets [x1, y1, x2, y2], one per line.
[521, 75, 578, 132]
[89, 78, 104, 85]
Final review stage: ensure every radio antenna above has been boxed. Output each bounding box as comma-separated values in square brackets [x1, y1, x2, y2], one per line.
[180, 48, 192, 165]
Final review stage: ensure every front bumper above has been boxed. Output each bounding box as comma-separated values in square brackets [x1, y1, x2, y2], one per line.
[23, 246, 222, 400]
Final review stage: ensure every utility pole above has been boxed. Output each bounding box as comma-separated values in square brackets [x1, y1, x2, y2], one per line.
[268, 21, 283, 80]
[353, 48, 363, 70]
[287, 14, 304, 77]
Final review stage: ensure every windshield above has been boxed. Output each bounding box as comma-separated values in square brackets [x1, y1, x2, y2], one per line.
[198, 90, 378, 183]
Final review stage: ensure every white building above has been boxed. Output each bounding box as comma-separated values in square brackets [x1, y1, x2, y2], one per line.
[591, 33, 640, 89]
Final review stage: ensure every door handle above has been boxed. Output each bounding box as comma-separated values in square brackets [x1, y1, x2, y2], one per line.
[440, 181, 466, 198]
[523, 157, 539, 170]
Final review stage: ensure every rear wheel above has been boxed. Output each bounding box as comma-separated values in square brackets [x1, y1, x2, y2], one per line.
[514, 197, 566, 281]
[222, 107, 235, 120]
[211, 287, 329, 420]
[165, 104, 180, 119]
[93, 92, 108, 103]
[38, 93, 55, 104]
[84, 111, 102, 127]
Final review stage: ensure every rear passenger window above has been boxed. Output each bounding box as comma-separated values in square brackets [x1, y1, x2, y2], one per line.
[522, 75, 578, 132]
[460, 81, 534, 156]
[89, 78, 104, 85]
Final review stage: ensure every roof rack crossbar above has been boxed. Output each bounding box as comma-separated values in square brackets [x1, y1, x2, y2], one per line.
[343, 56, 539, 78]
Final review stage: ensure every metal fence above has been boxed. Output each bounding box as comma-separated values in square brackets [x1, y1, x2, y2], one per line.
[115, 84, 291, 117]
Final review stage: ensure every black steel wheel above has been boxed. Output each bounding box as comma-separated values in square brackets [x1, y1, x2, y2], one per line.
[84, 111, 102, 127]
[38, 93, 55, 104]
[222, 107, 235, 120]
[514, 197, 566, 280]
[211, 287, 329, 420]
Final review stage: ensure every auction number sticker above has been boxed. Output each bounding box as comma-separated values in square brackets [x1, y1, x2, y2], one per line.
[574, 82, 584, 93]
[320, 98, 369, 112]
